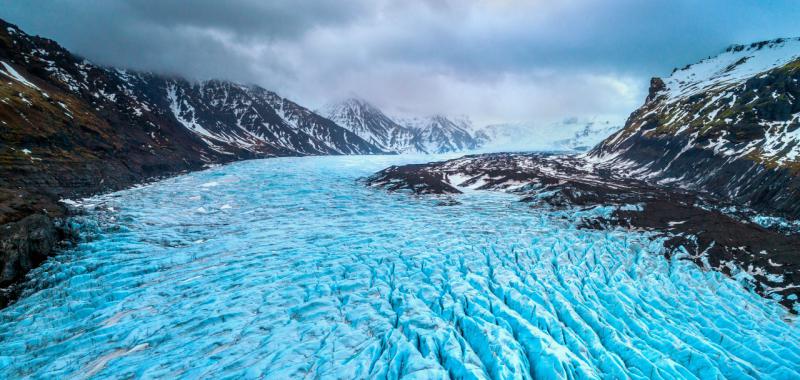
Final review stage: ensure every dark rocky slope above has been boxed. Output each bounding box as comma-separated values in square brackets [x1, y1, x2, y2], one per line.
[0, 19, 384, 306]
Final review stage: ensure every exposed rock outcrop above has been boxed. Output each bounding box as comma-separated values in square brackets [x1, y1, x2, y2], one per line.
[0, 214, 58, 307]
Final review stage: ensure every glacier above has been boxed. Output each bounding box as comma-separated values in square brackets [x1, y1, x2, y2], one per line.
[0, 155, 798, 379]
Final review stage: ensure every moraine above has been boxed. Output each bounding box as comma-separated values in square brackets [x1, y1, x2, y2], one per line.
[1, 155, 798, 379]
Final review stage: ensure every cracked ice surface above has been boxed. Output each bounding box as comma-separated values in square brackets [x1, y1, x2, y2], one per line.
[1, 155, 799, 379]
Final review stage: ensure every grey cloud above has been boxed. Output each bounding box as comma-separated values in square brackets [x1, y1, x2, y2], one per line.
[121, 0, 372, 40]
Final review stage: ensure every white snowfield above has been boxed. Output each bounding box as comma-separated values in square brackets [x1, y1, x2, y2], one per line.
[0, 60, 41, 90]
[0, 156, 797, 379]
[475, 120, 622, 153]
[665, 38, 800, 102]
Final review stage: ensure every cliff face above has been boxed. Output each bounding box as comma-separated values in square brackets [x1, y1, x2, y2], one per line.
[0, 19, 386, 305]
[0, 214, 58, 306]
[589, 39, 800, 218]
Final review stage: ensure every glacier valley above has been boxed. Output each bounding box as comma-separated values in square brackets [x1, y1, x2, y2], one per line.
[0, 155, 798, 379]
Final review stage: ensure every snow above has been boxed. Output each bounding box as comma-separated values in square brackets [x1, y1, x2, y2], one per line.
[446, 172, 486, 190]
[394, 114, 476, 153]
[0, 155, 798, 379]
[475, 118, 622, 153]
[0, 60, 40, 90]
[664, 38, 800, 102]
[759, 114, 800, 164]
[166, 83, 226, 145]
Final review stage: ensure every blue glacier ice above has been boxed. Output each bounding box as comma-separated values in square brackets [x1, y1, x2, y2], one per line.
[0, 155, 798, 379]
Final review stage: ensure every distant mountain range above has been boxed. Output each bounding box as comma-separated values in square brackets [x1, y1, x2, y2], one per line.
[323, 98, 481, 154]
[0, 17, 490, 217]
[323, 97, 624, 155]
[473, 119, 621, 152]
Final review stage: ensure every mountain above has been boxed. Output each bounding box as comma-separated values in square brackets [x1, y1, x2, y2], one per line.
[0, 18, 384, 302]
[323, 98, 422, 153]
[553, 121, 621, 151]
[394, 114, 479, 154]
[588, 38, 800, 218]
[474, 118, 621, 152]
[325, 98, 482, 154]
[163, 82, 384, 157]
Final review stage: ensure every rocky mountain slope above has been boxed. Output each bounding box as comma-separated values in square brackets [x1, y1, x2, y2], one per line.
[323, 98, 422, 153]
[589, 38, 800, 218]
[394, 114, 479, 153]
[325, 98, 482, 154]
[163, 82, 383, 157]
[0, 18, 386, 305]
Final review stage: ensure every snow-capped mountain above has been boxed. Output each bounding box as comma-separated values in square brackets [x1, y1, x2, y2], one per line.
[553, 121, 621, 151]
[589, 37, 800, 218]
[0, 19, 382, 164]
[474, 118, 621, 152]
[323, 98, 421, 153]
[162, 81, 383, 156]
[394, 114, 479, 154]
[325, 98, 482, 154]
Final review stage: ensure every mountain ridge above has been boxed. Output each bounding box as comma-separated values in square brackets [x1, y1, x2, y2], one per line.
[322, 98, 423, 153]
[588, 36, 800, 218]
[324, 98, 482, 154]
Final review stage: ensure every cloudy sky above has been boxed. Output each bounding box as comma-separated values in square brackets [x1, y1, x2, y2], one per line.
[2, 0, 799, 126]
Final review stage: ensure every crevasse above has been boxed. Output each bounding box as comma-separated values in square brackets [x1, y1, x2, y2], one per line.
[0, 155, 797, 379]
